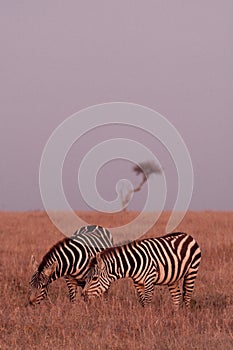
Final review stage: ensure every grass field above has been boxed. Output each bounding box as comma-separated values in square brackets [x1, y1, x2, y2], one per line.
[0, 211, 232, 350]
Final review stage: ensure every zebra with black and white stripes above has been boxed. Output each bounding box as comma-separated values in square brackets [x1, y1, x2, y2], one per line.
[29, 225, 113, 305]
[82, 232, 201, 309]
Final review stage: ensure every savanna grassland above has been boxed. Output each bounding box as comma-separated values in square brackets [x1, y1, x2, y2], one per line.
[0, 211, 232, 350]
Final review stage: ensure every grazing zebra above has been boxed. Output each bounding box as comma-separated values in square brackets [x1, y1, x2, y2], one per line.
[82, 232, 201, 309]
[29, 225, 113, 305]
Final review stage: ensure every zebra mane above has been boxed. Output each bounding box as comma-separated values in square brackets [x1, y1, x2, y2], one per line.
[95, 240, 137, 261]
[161, 231, 186, 239]
[37, 238, 67, 273]
[99, 245, 120, 258]
[88, 246, 118, 268]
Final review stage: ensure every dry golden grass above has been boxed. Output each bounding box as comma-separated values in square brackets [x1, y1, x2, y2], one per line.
[0, 211, 232, 350]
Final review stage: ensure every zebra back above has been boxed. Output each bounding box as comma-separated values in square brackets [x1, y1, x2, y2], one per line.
[71, 225, 113, 252]
[82, 232, 201, 308]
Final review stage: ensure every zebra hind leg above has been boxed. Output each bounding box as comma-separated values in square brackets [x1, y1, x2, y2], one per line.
[182, 265, 200, 308]
[168, 281, 182, 311]
[183, 247, 201, 309]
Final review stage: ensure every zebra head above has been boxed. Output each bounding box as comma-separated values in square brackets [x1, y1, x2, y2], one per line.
[82, 252, 112, 300]
[28, 255, 57, 305]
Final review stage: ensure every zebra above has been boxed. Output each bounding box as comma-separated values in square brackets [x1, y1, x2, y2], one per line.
[82, 232, 201, 309]
[29, 225, 113, 305]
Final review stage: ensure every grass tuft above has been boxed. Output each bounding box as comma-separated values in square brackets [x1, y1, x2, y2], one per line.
[0, 211, 232, 350]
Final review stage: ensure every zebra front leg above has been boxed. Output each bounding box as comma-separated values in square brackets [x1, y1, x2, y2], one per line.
[133, 282, 146, 307]
[65, 276, 78, 302]
[102, 289, 109, 302]
[143, 277, 155, 306]
[168, 281, 182, 311]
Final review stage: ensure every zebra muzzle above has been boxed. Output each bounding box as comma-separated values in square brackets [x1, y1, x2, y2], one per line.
[27, 295, 37, 306]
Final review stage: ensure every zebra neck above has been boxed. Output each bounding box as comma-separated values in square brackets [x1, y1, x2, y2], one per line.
[109, 250, 127, 279]
[39, 256, 59, 281]
[108, 243, 137, 279]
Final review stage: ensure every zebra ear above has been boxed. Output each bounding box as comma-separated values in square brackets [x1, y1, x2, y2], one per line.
[31, 255, 39, 271]
[44, 261, 57, 277]
[96, 252, 104, 270]
[87, 250, 93, 261]
[88, 256, 97, 268]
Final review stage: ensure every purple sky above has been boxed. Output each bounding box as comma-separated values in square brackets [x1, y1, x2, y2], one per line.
[1, 1, 232, 211]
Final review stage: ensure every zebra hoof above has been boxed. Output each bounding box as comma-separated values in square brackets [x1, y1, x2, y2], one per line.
[83, 294, 89, 302]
